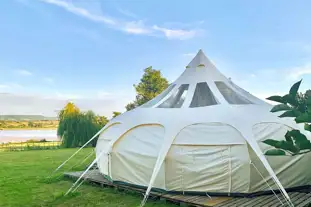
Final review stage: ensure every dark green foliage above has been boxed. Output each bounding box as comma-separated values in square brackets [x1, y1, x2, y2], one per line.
[289, 80, 302, 97]
[125, 66, 169, 110]
[57, 103, 108, 148]
[265, 149, 286, 156]
[264, 80, 311, 156]
[125, 102, 137, 111]
[270, 104, 292, 112]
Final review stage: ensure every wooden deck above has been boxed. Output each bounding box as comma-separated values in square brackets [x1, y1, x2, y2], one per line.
[64, 170, 311, 207]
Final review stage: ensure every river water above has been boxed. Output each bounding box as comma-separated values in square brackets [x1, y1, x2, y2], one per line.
[0, 129, 58, 143]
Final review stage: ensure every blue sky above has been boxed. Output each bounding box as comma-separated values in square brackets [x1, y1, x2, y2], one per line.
[0, 0, 311, 117]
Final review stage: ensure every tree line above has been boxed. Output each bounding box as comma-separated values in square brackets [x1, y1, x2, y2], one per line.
[58, 66, 168, 148]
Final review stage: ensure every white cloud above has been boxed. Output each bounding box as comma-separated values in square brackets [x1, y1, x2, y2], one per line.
[44, 77, 54, 84]
[10, 83, 22, 88]
[0, 91, 130, 118]
[40, 0, 116, 25]
[97, 91, 112, 98]
[117, 7, 138, 18]
[152, 25, 198, 40]
[0, 83, 22, 92]
[248, 61, 311, 84]
[53, 92, 83, 100]
[15, 69, 32, 76]
[0, 84, 10, 89]
[39, 0, 201, 40]
[287, 63, 311, 81]
[122, 20, 152, 35]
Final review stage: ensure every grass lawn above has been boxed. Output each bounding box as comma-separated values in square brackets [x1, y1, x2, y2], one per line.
[0, 148, 176, 207]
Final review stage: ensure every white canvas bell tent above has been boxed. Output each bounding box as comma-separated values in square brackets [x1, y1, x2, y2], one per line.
[92, 49, 311, 204]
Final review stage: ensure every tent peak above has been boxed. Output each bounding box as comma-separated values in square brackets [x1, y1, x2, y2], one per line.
[187, 49, 215, 68]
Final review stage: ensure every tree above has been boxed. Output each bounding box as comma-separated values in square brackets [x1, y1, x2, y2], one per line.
[57, 102, 108, 148]
[125, 66, 169, 111]
[28, 121, 34, 127]
[297, 89, 311, 106]
[112, 111, 121, 118]
[96, 115, 109, 126]
[125, 102, 137, 111]
[58, 102, 80, 121]
[263, 80, 311, 156]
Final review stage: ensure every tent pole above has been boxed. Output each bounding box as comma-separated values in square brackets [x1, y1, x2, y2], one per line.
[69, 150, 94, 170]
[51, 128, 104, 175]
[65, 149, 105, 196]
[250, 162, 284, 206]
[247, 140, 293, 207]
[139, 133, 175, 207]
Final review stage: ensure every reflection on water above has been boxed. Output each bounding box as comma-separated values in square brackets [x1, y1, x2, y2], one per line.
[0, 129, 58, 143]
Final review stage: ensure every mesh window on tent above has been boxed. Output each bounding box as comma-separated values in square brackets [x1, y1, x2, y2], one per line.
[215, 81, 253, 104]
[140, 84, 176, 108]
[158, 84, 189, 108]
[190, 82, 218, 108]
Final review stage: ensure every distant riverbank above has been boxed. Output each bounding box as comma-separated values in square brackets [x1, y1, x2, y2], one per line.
[0, 120, 59, 131]
[0, 129, 58, 143]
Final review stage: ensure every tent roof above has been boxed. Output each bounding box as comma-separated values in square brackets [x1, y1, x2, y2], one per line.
[187, 49, 215, 68]
[141, 49, 270, 108]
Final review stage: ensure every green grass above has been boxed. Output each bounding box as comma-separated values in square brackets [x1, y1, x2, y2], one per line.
[0, 141, 61, 151]
[0, 148, 176, 207]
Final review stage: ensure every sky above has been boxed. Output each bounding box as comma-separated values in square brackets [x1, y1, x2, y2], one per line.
[0, 0, 311, 118]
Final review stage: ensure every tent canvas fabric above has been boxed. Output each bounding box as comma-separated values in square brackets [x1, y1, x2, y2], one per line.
[95, 50, 311, 198]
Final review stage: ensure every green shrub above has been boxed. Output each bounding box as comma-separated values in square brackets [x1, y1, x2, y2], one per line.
[264, 80, 311, 156]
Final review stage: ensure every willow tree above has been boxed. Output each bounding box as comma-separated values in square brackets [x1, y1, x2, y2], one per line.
[57, 102, 108, 148]
[126, 66, 169, 111]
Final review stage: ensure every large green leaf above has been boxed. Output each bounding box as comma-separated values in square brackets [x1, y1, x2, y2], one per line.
[278, 140, 300, 153]
[285, 131, 293, 145]
[266, 95, 286, 104]
[278, 109, 301, 118]
[265, 149, 286, 156]
[282, 94, 299, 107]
[295, 113, 311, 123]
[263, 138, 299, 153]
[289, 80, 302, 97]
[288, 130, 311, 150]
[262, 139, 280, 148]
[270, 104, 291, 113]
[304, 124, 311, 132]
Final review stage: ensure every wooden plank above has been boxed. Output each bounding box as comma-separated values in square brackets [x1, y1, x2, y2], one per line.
[224, 197, 252, 206]
[214, 197, 241, 207]
[239, 195, 275, 207]
[203, 197, 232, 206]
[255, 195, 283, 207]
[261, 192, 299, 207]
[64, 170, 311, 207]
[296, 194, 311, 207]
[289, 193, 309, 207]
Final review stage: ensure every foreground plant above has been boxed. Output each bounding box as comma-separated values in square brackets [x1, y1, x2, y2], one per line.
[263, 80, 311, 156]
